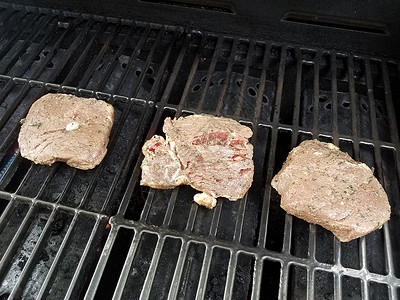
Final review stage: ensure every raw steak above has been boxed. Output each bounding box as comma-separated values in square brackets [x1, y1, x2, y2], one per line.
[140, 115, 254, 209]
[18, 93, 114, 170]
[271, 139, 391, 242]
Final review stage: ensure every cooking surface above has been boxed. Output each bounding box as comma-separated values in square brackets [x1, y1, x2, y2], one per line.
[0, 2, 399, 299]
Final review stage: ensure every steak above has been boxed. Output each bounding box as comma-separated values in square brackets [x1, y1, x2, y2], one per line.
[140, 115, 254, 209]
[271, 139, 391, 242]
[18, 93, 114, 170]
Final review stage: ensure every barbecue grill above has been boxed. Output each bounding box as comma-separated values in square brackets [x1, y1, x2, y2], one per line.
[0, 1, 399, 299]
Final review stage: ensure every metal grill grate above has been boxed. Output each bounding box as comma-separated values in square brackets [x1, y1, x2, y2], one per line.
[0, 2, 399, 299]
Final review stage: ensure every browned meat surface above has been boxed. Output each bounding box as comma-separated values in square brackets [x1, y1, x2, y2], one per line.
[271, 139, 391, 242]
[18, 93, 114, 170]
[140, 115, 254, 208]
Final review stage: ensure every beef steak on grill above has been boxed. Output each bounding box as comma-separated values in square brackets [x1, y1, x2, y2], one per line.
[271, 139, 391, 242]
[18, 94, 114, 170]
[140, 115, 254, 209]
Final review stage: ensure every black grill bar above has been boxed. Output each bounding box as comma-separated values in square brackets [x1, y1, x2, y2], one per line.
[0, 203, 37, 279]
[146, 31, 177, 102]
[131, 27, 165, 98]
[110, 229, 141, 300]
[64, 217, 102, 299]
[139, 236, 164, 299]
[35, 213, 79, 300]
[158, 33, 191, 104]
[100, 101, 153, 213]
[196, 36, 223, 112]
[331, 54, 339, 144]
[85, 226, 119, 299]
[234, 40, 254, 117]
[215, 39, 240, 115]
[195, 244, 213, 300]
[382, 61, 400, 144]
[347, 56, 361, 160]
[78, 23, 118, 89]
[167, 240, 190, 299]
[7, 208, 57, 299]
[112, 25, 151, 96]
[0, 14, 56, 74]
[162, 188, 179, 226]
[174, 34, 208, 115]
[92, 24, 135, 93]
[0, 82, 31, 147]
[365, 58, 392, 279]
[61, 21, 107, 86]
[360, 236, 369, 298]
[223, 250, 237, 300]
[0, 11, 40, 60]
[312, 51, 321, 137]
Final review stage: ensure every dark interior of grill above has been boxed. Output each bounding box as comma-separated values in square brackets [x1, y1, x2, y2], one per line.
[0, 1, 399, 299]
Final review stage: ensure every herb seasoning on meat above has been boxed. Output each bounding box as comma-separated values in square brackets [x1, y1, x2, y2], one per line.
[271, 139, 391, 242]
[140, 115, 254, 209]
[18, 94, 114, 170]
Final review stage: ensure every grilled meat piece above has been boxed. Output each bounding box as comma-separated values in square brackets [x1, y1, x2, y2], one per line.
[18, 93, 114, 170]
[271, 139, 391, 242]
[141, 135, 189, 188]
[140, 115, 254, 208]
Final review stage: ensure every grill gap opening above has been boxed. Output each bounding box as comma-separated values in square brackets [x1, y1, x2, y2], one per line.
[232, 254, 254, 299]
[247, 125, 270, 247]
[119, 233, 158, 300]
[287, 265, 307, 299]
[205, 247, 229, 299]
[45, 215, 99, 299]
[149, 237, 182, 299]
[125, 181, 147, 221]
[265, 129, 291, 251]
[279, 47, 296, 125]
[168, 186, 197, 231]
[299, 61, 314, 128]
[315, 226, 334, 264]
[370, 60, 392, 142]
[341, 238, 360, 269]
[381, 147, 400, 277]
[290, 218, 309, 258]
[368, 281, 389, 299]
[145, 189, 173, 226]
[342, 276, 362, 300]
[314, 270, 334, 300]
[3, 158, 31, 193]
[216, 197, 240, 242]
[0, 198, 8, 219]
[282, 12, 388, 35]
[259, 259, 280, 299]
[177, 242, 205, 299]
[94, 228, 134, 300]
[167, 34, 205, 105]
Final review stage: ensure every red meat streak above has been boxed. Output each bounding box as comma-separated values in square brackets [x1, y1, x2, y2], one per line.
[192, 132, 229, 145]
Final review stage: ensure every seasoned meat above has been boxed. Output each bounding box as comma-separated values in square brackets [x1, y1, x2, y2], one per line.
[141, 135, 189, 188]
[271, 139, 391, 242]
[18, 93, 114, 170]
[141, 115, 254, 208]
